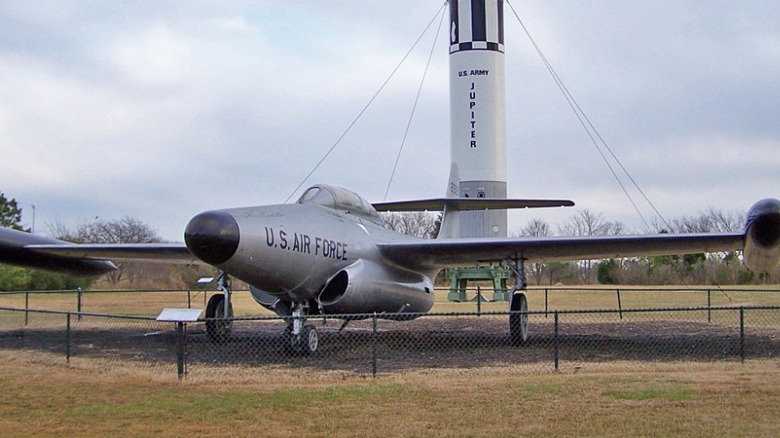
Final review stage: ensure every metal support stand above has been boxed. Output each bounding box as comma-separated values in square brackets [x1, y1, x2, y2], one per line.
[448, 266, 512, 302]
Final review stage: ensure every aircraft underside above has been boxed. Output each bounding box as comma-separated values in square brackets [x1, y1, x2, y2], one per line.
[202, 258, 532, 355]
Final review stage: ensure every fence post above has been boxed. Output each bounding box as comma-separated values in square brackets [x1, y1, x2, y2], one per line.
[372, 312, 377, 378]
[616, 288, 623, 320]
[24, 291, 29, 326]
[739, 307, 745, 364]
[554, 310, 559, 371]
[77, 288, 83, 320]
[66, 312, 71, 364]
[476, 286, 481, 316]
[707, 289, 712, 323]
[187, 290, 192, 309]
[544, 288, 549, 318]
[176, 322, 186, 380]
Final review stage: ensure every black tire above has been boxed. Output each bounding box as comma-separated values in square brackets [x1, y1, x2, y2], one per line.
[282, 324, 297, 354]
[205, 294, 233, 342]
[509, 292, 528, 346]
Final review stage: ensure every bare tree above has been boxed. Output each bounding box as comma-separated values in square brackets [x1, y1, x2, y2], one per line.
[705, 207, 743, 233]
[558, 209, 620, 237]
[558, 209, 623, 283]
[519, 218, 551, 238]
[48, 216, 163, 285]
[381, 212, 440, 239]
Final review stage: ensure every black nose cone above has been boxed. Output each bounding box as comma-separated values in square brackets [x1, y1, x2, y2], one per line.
[184, 211, 240, 265]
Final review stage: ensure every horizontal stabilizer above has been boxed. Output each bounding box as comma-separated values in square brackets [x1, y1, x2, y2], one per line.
[373, 198, 574, 212]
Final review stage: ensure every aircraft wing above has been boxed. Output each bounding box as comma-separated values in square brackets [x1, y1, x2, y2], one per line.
[377, 232, 745, 271]
[27, 243, 196, 263]
[0, 227, 196, 276]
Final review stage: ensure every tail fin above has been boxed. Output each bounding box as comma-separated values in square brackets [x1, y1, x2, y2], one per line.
[370, 162, 573, 239]
[438, 164, 461, 239]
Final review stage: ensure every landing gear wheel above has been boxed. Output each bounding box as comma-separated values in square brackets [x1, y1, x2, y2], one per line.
[300, 325, 319, 355]
[282, 324, 319, 355]
[509, 292, 528, 346]
[205, 294, 233, 342]
[282, 324, 296, 354]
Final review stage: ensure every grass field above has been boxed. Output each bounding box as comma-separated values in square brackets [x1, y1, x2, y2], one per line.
[1, 359, 779, 437]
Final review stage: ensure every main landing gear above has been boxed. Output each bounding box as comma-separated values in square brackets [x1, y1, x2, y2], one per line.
[205, 271, 234, 341]
[507, 258, 529, 346]
[283, 302, 319, 355]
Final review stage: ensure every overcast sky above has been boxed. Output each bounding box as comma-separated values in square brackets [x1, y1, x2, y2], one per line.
[2, 1, 779, 241]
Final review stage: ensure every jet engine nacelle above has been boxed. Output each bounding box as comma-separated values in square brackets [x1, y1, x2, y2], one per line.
[318, 259, 435, 316]
[743, 198, 780, 273]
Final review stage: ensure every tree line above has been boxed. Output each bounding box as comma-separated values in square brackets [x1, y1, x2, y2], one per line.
[512, 207, 767, 286]
[1, 190, 776, 290]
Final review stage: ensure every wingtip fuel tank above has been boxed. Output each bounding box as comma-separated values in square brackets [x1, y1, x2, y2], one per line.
[744, 198, 780, 272]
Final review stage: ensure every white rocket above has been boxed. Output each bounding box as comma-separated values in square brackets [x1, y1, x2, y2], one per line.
[449, 0, 507, 238]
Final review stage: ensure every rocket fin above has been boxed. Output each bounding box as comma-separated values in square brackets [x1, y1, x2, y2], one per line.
[438, 164, 461, 239]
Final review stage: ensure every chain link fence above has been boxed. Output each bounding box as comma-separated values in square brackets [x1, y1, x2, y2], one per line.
[2, 302, 779, 380]
[2, 286, 777, 314]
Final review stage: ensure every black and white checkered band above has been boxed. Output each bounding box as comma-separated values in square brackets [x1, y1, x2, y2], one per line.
[450, 42, 505, 54]
[449, 0, 504, 53]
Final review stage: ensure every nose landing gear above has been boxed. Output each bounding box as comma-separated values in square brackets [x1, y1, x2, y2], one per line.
[205, 271, 234, 341]
[283, 303, 319, 355]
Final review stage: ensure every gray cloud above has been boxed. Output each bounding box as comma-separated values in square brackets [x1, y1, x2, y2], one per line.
[1, 1, 778, 240]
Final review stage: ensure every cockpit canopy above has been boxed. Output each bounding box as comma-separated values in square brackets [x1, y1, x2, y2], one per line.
[297, 184, 383, 225]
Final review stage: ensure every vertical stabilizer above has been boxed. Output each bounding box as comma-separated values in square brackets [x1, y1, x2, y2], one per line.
[438, 164, 461, 239]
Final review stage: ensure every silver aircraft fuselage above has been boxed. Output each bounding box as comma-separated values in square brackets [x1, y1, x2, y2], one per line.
[184, 184, 437, 317]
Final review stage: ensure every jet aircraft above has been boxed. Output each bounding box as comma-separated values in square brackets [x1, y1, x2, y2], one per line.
[1, 169, 779, 354]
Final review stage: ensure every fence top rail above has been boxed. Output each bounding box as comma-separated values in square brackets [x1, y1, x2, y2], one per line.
[3, 304, 780, 323]
[443, 286, 780, 293]
[0, 288, 245, 295]
[207, 305, 780, 322]
[526, 286, 780, 293]
[0, 306, 158, 321]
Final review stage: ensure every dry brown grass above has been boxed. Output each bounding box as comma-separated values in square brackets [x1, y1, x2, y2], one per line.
[1, 359, 779, 437]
